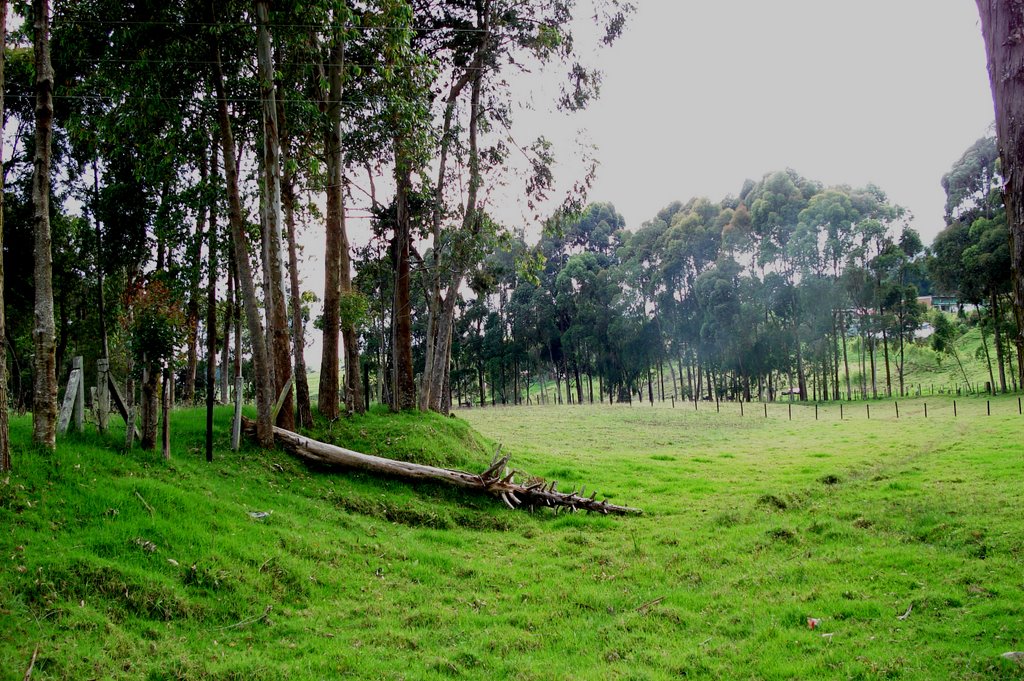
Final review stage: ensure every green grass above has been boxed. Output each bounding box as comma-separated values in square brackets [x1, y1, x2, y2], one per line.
[2, 395, 1023, 679]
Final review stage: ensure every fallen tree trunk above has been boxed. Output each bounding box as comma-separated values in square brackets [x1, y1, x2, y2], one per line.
[242, 418, 641, 516]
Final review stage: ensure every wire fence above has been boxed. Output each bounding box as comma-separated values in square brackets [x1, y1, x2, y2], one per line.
[458, 392, 1024, 421]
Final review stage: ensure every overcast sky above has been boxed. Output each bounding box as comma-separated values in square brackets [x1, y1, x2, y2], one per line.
[502, 0, 995, 245]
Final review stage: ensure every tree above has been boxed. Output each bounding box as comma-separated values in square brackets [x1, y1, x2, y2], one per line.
[31, 0, 57, 449]
[0, 0, 9, 472]
[212, 27, 275, 447]
[414, 0, 634, 414]
[255, 0, 294, 429]
[975, 1, 1024, 388]
[933, 136, 1013, 392]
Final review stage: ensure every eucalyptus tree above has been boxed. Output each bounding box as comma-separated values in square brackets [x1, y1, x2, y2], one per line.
[414, 0, 634, 414]
[794, 187, 862, 399]
[30, 0, 57, 447]
[932, 214, 1011, 393]
[210, 7, 276, 445]
[0, 0, 9, 471]
[941, 136, 1000, 224]
[975, 2, 1024, 388]
[254, 0, 293, 429]
[657, 197, 727, 397]
[935, 135, 1012, 392]
[744, 170, 822, 400]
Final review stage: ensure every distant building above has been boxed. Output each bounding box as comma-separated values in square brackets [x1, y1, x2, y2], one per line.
[917, 295, 959, 314]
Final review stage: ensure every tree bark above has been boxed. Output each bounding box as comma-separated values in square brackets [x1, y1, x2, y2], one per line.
[419, 67, 474, 412]
[220, 247, 233, 403]
[205, 137, 218, 462]
[282, 154, 313, 428]
[391, 162, 416, 411]
[183, 152, 208, 404]
[140, 360, 158, 450]
[0, 0, 9, 472]
[882, 328, 892, 397]
[243, 418, 641, 515]
[255, 0, 293, 430]
[276, 66, 313, 428]
[977, 0, 1024, 388]
[992, 289, 1007, 392]
[91, 162, 109, 360]
[31, 0, 56, 449]
[212, 37, 274, 446]
[419, 15, 490, 414]
[318, 36, 347, 419]
[161, 366, 171, 459]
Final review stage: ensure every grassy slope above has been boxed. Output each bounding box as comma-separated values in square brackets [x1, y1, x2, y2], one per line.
[1, 396, 1022, 679]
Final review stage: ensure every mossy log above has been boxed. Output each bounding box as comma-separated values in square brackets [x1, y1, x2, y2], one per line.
[242, 418, 641, 516]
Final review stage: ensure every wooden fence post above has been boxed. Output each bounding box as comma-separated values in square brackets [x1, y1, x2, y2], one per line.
[96, 358, 110, 434]
[57, 357, 84, 434]
[74, 357, 84, 432]
[231, 374, 243, 451]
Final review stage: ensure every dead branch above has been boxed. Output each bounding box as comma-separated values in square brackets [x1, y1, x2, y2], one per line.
[23, 644, 39, 681]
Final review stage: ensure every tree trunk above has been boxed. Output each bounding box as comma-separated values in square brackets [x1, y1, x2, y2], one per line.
[391, 162, 416, 411]
[981, 321, 997, 394]
[477, 361, 485, 407]
[326, 42, 363, 415]
[575, 362, 584, 404]
[869, 334, 877, 399]
[420, 27, 489, 414]
[161, 367, 171, 460]
[897, 311, 906, 397]
[977, 0, 1024, 389]
[277, 81, 313, 428]
[212, 36, 274, 446]
[141, 360, 159, 450]
[91, 162, 109, 359]
[840, 311, 852, 400]
[183, 153, 207, 404]
[220, 247, 233, 403]
[205, 138, 218, 463]
[283, 159, 313, 428]
[0, 0, 9, 472]
[317, 35, 354, 419]
[882, 328, 892, 397]
[794, 324, 807, 401]
[31, 0, 56, 449]
[243, 418, 641, 515]
[991, 289, 1007, 392]
[255, 0, 293, 430]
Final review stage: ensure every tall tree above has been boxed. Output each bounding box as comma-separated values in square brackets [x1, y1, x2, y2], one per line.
[0, 0, 9, 472]
[318, 18, 364, 418]
[212, 31, 274, 447]
[205, 139, 218, 462]
[975, 0, 1024, 387]
[31, 0, 57, 448]
[255, 0, 294, 429]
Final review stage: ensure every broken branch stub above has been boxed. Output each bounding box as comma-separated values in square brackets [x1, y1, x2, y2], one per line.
[241, 418, 641, 516]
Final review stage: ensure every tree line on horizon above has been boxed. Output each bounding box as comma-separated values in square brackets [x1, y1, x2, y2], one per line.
[437, 144, 1015, 410]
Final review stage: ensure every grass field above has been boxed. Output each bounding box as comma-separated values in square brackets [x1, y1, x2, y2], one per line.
[1, 395, 1023, 679]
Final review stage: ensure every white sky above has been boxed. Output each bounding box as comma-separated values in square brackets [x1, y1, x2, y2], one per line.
[501, 0, 994, 244]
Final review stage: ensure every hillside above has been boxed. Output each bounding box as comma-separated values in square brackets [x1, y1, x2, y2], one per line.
[0, 408, 506, 680]
[3, 396, 1023, 679]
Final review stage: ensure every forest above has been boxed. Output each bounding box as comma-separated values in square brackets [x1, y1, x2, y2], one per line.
[0, 0, 1021, 467]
